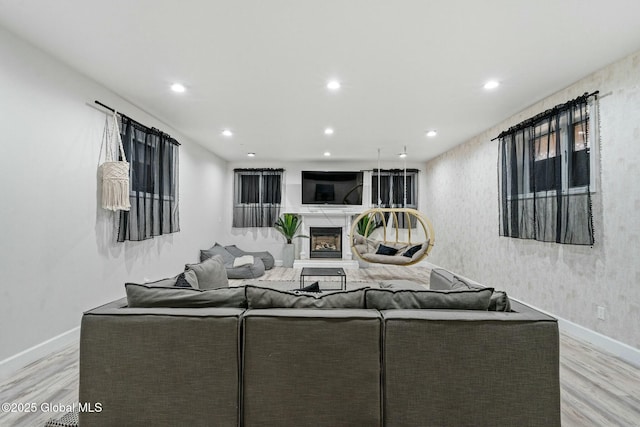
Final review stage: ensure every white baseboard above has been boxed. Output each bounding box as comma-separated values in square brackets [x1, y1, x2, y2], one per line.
[511, 298, 640, 368]
[0, 326, 80, 382]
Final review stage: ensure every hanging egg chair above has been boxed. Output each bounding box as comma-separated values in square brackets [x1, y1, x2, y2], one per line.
[350, 148, 435, 266]
[350, 208, 435, 266]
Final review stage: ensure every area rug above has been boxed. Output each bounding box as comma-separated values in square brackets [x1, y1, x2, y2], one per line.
[229, 265, 431, 289]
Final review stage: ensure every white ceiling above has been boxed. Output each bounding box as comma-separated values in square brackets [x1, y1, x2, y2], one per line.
[2, 0, 640, 162]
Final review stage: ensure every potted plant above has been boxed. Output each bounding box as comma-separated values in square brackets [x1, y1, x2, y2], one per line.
[274, 213, 308, 268]
[355, 212, 380, 238]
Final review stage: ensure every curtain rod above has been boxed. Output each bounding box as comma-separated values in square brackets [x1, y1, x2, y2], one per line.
[94, 100, 181, 146]
[491, 90, 599, 141]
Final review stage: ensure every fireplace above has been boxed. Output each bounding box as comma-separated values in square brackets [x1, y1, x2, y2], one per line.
[309, 227, 342, 259]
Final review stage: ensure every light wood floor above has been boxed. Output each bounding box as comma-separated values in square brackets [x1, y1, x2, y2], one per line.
[2, 334, 639, 426]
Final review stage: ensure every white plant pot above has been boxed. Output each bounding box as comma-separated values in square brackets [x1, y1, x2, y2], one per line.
[282, 243, 295, 268]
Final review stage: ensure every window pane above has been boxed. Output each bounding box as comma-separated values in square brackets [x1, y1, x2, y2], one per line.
[573, 122, 588, 151]
[132, 141, 155, 194]
[240, 175, 260, 203]
[570, 121, 589, 188]
[534, 132, 557, 161]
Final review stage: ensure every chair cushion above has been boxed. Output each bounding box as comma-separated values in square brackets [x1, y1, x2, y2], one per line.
[200, 243, 236, 265]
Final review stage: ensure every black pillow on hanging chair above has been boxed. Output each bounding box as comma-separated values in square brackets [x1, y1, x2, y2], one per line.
[376, 244, 399, 256]
[402, 244, 422, 258]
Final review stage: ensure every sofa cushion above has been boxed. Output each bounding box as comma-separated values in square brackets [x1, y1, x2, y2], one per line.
[379, 280, 427, 290]
[185, 254, 229, 290]
[365, 288, 493, 310]
[125, 283, 246, 308]
[246, 285, 366, 309]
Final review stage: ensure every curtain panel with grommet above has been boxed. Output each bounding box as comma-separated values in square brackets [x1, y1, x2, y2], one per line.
[232, 168, 284, 227]
[117, 116, 180, 242]
[371, 169, 419, 228]
[497, 92, 596, 245]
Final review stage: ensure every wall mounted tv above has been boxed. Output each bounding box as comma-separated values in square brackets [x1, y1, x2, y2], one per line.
[302, 171, 363, 205]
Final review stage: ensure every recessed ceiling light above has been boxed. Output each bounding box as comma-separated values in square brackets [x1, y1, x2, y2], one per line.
[324, 151, 331, 157]
[483, 80, 500, 90]
[222, 129, 233, 137]
[324, 128, 334, 135]
[247, 152, 256, 157]
[327, 80, 341, 91]
[426, 130, 438, 137]
[170, 83, 186, 93]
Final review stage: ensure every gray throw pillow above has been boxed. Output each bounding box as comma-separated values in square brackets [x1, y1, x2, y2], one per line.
[451, 276, 511, 311]
[185, 254, 229, 290]
[125, 283, 246, 308]
[200, 243, 236, 265]
[489, 290, 511, 312]
[365, 288, 493, 310]
[246, 286, 366, 309]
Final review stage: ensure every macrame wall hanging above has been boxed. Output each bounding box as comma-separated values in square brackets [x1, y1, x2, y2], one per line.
[99, 111, 131, 211]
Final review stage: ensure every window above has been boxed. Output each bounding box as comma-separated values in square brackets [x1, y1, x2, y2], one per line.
[117, 116, 180, 242]
[371, 169, 418, 228]
[233, 169, 283, 227]
[515, 108, 592, 195]
[498, 93, 597, 245]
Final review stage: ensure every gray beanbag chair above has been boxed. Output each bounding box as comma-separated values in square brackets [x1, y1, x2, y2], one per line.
[200, 243, 266, 279]
[225, 245, 275, 270]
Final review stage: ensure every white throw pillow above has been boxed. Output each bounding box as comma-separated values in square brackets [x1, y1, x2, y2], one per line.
[233, 255, 254, 268]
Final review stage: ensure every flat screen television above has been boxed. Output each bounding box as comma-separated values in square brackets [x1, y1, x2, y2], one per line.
[302, 171, 363, 205]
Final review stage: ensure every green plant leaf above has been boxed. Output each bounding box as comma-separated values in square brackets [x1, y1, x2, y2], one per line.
[273, 213, 309, 244]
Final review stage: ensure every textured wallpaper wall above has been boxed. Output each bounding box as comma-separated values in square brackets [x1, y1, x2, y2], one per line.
[425, 50, 640, 350]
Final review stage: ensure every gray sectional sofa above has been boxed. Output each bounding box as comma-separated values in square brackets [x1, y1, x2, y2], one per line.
[79, 268, 560, 427]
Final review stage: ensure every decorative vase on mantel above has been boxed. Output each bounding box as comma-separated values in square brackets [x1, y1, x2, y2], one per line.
[273, 213, 308, 268]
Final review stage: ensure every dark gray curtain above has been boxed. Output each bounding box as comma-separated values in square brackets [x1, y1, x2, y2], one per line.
[233, 168, 283, 227]
[117, 116, 180, 242]
[371, 169, 418, 228]
[498, 93, 594, 245]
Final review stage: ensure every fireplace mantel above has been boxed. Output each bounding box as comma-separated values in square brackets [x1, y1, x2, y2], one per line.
[291, 208, 363, 268]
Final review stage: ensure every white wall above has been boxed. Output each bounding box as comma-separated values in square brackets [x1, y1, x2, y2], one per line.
[424, 49, 640, 350]
[0, 27, 228, 362]
[220, 160, 430, 260]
